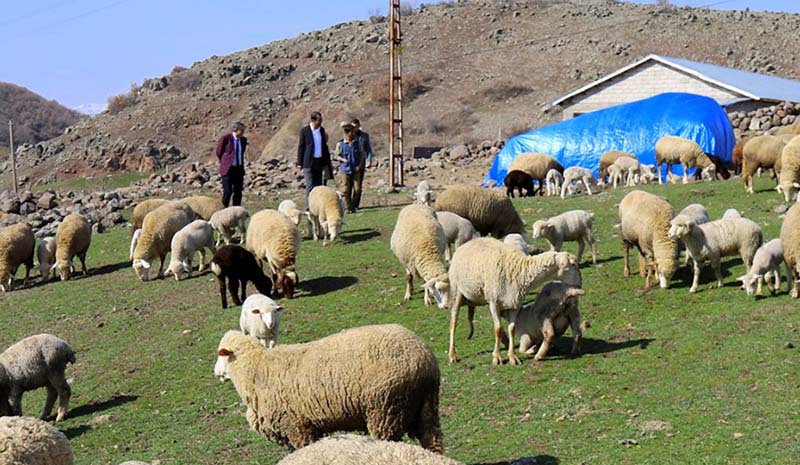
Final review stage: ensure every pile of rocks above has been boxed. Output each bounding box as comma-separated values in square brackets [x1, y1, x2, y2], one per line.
[135, 160, 305, 194]
[728, 101, 800, 135]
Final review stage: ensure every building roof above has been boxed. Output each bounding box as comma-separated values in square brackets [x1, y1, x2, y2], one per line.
[551, 54, 800, 106]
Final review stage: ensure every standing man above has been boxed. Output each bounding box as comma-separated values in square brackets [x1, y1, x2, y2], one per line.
[351, 118, 373, 211]
[216, 122, 247, 207]
[296, 111, 333, 209]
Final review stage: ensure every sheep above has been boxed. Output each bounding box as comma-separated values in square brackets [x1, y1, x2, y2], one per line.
[132, 201, 195, 281]
[668, 215, 763, 293]
[209, 206, 250, 246]
[0, 416, 73, 465]
[240, 293, 283, 348]
[53, 213, 92, 281]
[507, 153, 564, 195]
[722, 208, 742, 219]
[0, 223, 35, 292]
[560, 167, 598, 199]
[0, 334, 75, 422]
[210, 245, 274, 308]
[434, 184, 525, 238]
[741, 134, 788, 193]
[390, 204, 450, 308]
[598, 150, 636, 184]
[503, 170, 535, 198]
[675, 203, 710, 266]
[732, 138, 747, 175]
[545, 168, 563, 196]
[618, 190, 679, 289]
[164, 220, 217, 281]
[181, 195, 224, 220]
[129, 228, 141, 260]
[655, 135, 729, 184]
[414, 180, 434, 206]
[737, 239, 786, 296]
[516, 281, 585, 361]
[276, 434, 464, 465]
[780, 203, 800, 298]
[611, 156, 641, 187]
[637, 164, 657, 184]
[776, 135, 800, 202]
[36, 236, 56, 282]
[607, 164, 625, 189]
[447, 238, 581, 365]
[435, 211, 479, 262]
[246, 209, 300, 299]
[308, 186, 344, 245]
[277, 200, 305, 227]
[531, 210, 597, 264]
[214, 325, 443, 452]
[502, 233, 529, 255]
[131, 198, 168, 232]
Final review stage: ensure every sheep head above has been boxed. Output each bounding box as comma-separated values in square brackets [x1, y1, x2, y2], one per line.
[555, 252, 582, 287]
[276, 270, 298, 299]
[38, 261, 53, 282]
[0, 272, 11, 292]
[424, 274, 450, 309]
[214, 347, 234, 382]
[530, 220, 551, 240]
[133, 259, 151, 281]
[56, 259, 74, 282]
[737, 274, 759, 296]
[668, 215, 695, 241]
[250, 304, 283, 330]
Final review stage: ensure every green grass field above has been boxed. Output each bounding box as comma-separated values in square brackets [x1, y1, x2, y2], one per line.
[2, 176, 799, 465]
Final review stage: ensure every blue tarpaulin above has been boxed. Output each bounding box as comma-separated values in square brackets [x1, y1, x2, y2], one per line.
[484, 92, 736, 186]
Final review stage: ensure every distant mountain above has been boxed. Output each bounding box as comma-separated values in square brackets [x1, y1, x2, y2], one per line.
[0, 82, 83, 153]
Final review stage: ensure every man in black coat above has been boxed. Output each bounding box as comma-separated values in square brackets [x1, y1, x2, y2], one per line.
[296, 111, 333, 209]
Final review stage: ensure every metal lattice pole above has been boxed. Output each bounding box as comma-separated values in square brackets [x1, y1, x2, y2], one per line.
[388, 0, 404, 187]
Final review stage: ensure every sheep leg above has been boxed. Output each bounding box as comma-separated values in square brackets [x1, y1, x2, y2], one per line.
[489, 302, 504, 366]
[586, 231, 597, 265]
[682, 164, 689, 184]
[466, 305, 475, 339]
[229, 279, 242, 306]
[772, 268, 781, 294]
[8, 388, 22, 416]
[157, 255, 165, 279]
[560, 181, 568, 199]
[583, 177, 593, 195]
[41, 386, 58, 420]
[444, 245, 452, 263]
[757, 275, 764, 296]
[690, 260, 702, 293]
[239, 279, 247, 303]
[569, 310, 583, 356]
[196, 249, 205, 273]
[712, 258, 724, 288]
[623, 243, 631, 277]
[217, 276, 229, 309]
[403, 269, 414, 302]
[638, 253, 647, 278]
[78, 252, 88, 276]
[533, 318, 555, 362]
[576, 238, 585, 264]
[448, 294, 463, 363]
[658, 162, 664, 184]
[52, 373, 70, 422]
[506, 308, 521, 365]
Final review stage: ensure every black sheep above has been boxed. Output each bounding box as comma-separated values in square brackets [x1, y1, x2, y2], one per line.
[210, 245, 274, 308]
[504, 170, 535, 197]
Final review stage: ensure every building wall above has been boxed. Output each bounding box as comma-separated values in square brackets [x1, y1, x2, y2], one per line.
[560, 61, 742, 119]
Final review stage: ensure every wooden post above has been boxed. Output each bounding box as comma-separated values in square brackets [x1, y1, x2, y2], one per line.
[8, 120, 17, 194]
[388, 0, 404, 187]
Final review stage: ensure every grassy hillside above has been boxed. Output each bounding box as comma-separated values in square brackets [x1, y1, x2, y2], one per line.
[2, 177, 799, 465]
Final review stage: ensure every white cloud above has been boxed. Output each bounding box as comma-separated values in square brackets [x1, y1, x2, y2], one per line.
[73, 102, 107, 115]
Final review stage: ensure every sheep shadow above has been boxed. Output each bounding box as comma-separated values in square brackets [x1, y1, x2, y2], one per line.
[584, 255, 621, 267]
[670, 257, 746, 290]
[90, 261, 133, 278]
[474, 455, 560, 465]
[340, 228, 381, 244]
[67, 394, 138, 419]
[13, 261, 128, 289]
[563, 336, 653, 358]
[61, 424, 91, 440]
[298, 276, 358, 296]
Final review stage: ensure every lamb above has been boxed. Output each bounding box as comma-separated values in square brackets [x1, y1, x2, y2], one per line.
[780, 203, 800, 298]
[737, 239, 786, 296]
[545, 168, 563, 196]
[277, 200, 306, 227]
[607, 164, 625, 189]
[36, 236, 56, 282]
[637, 164, 657, 184]
[308, 186, 344, 245]
[435, 211, 479, 262]
[390, 204, 450, 308]
[0, 334, 75, 422]
[610, 156, 641, 187]
[414, 180, 434, 206]
[214, 325, 443, 451]
[181, 195, 224, 220]
[618, 190, 679, 289]
[655, 135, 729, 184]
[598, 150, 636, 184]
[209, 206, 250, 246]
[503, 170, 535, 197]
[507, 153, 564, 195]
[240, 293, 283, 348]
[0, 416, 73, 465]
[165, 220, 217, 280]
[722, 208, 742, 219]
[130, 198, 168, 232]
[0, 223, 35, 292]
[132, 201, 195, 281]
[210, 245, 274, 308]
[516, 281, 585, 361]
[531, 210, 597, 264]
[434, 184, 525, 238]
[54, 213, 92, 281]
[676, 203, 710, 266]
[447, 238, 581, 365]
[560, 166, 598, 199]
[776, 135, 800, 202]
[502, 233, 529, 255]
[668, 215, 763, 293]
[741, 134, 788, 193]
[246, 209, 300, 299]
[276, 435, 464, 465]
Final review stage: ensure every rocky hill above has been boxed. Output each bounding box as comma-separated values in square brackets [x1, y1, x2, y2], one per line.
[8, 0, 800, 189]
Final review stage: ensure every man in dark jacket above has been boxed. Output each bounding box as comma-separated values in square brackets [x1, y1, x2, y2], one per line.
[296, 111, 333, 209]
[351, 118, 373, 211]
[216, 122, 247, 207]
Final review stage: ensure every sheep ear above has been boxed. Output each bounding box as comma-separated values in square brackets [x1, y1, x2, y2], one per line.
[275, 305, 284, 312]
[557, 254, 571, 270]
[141, 260, 151, 270]
[735, 275, 746, 282]
[794, 182, 800, 188]
[423, 277, 437, 290]
[218, 348, 233, 356]
[567, 287, 585, 297]
[776, 185, 783, 192]
[251, 309, 261, 314]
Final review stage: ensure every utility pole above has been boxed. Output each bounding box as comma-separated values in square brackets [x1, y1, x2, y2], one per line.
[8, 120, 17, 194]
[388, 0, 404, 187]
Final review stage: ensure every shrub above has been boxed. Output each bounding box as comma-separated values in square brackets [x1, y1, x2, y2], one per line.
[106, 83, 139, 114]
[168, 68, 203, 92]
[367, 74, 431, 105]
[479, 83, 533, 102]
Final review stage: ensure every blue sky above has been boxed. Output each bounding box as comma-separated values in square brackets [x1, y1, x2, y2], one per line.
[2, 0, 798, 114]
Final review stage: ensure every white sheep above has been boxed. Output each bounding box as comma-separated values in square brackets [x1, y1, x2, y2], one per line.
[502, 233, 529, 255]
[531, 210, 597, 265]
[0, 416, 73, 465]
[414, 180, 434, 206]
[0, 223, 35, 292]
[165, 220, 217, 280]
[276, 434, 464, 465]
[722, 208, 743, 219]
[607, 164, 625, 189]
[637, 164, 657, 184]
[545, 169, 563, 196]
[209, 206, 250, 246]
[132, 201, 195, 281]
[776, 135, 800, 202]
[435, 211, 479, 262]
[277, 200, 306, 227]
[737, 239, 786, 296]
[611, 156, 640, 187]
[54, 213, 92, 281]
[560, 166, 598, 199]
[308, 185, 344, 245]
[240, 293, 283, 348]
[516, 281, 585, 361]
[780, 203, 800, 298]
[655, 135, 722, 184]
[246, 209, 300, 299]
[676, 203, 710, 266]
[37, 236, 56, 282]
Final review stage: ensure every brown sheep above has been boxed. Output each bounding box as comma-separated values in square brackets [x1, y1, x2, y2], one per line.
[434, 185, 525, 238]
[507, 153, 564, 195]
[741, 135, 789, 193]
[598, 150, 636, 184]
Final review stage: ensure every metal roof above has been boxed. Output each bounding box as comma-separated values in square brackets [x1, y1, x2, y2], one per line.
[551, 54, 800, 106]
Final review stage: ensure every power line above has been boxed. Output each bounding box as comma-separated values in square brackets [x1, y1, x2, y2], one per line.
[1, 0, 131, 40]
[0, 0, 77, 27]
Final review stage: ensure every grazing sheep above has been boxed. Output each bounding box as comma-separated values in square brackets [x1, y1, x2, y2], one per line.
[132, 201, 195, 281]
[210, 206, 250, 246]
[414, 180, 434, 206]
[611, 156, 641, 187]
[637, 164, 658, 184]
[165, 220, 217, 281]
[560, 167, 598, 199]
[181, 195, 224, 220]
[0, 334, 75, 422]
[531, 210, 597, 264]
[54, 214, 92, 281]
[502, 233, 529, 255]
[276, 434, 464, 465]
[390, 204, 450, 308]
[741, 135, 788, 193]
[607, 164, 625, 189]
[0, 223, 35, 292]
[214, 325, 443, 451]
[277, 200, 305, 227]
[36, 236, 56, 282]
[448, 238, 581, 365]
[655, 135, 728, 184]
[618, 191, 679, 289]
[0, 416, 73, 465]
[434, 185, 525, 238]
[668, 216, 763, 293]
[598, 150, 636, 184]
[435, 211, 479, 262]
[516, 281, 585, 361]
[129, 229, 141, 260]
[503, 170, 535, 198]
[545, 168, 563, 196]
[776, 136, 800, 202]
[308, 186, 344, 245]
[675, 203, 710, 266]
[508, 153, 564, 195]
[210, 245, 274, 308]
[131, 198, 168, 232]
[240, 293, 283, 348]
[780, 203, 800, 298]
[737, 239, 785, 296]
[732, 138, 747, 175]
[246, 209, 300, 299]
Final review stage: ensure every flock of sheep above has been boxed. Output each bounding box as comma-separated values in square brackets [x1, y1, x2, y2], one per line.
[3, 130, 800, 464]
